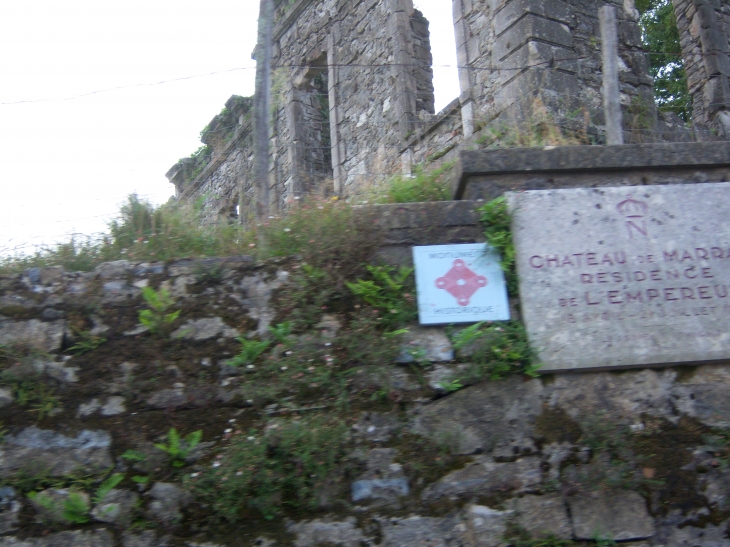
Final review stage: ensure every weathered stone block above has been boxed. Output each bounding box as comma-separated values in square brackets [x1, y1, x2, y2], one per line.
[0, 427, 112, 477]
[170, 317, 239, 341]
[96, 260, 131, 279]
[421, 456, 542, 501]
[287, 518, 368, 547]
[396, 326, 454, 363]
[0, 319, 65, 352]
[508, 494, 572, 539]
[465, 504, 513, 547]
[493, 0, 572, 35]
[493, 15, 572, 61]
[568, 490, 654, 540]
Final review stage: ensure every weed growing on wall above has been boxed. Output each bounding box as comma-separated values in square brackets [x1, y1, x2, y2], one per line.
[478, 196, 518, 296]
[346, 265, 417, 330]
[375, 162, 454, 204]
[475, 99, 590, 149]
[66, 329, 106, 355]
[451, 321, 540, 380]
[155, 428, 203, 468]
[138, 287, 180, 334]
[186, 416, 349, 522]
[29, 490, 91, 525]
[255, 197, 382, 283]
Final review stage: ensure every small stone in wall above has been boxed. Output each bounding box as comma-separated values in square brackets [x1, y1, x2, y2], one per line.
[569, 490, 654, 541]
[0, 388, 14, 409]
[122, 531, 170, 547]
[0, 487, 20, 534]
[147, 482, 191, 525]
[0, 427, 112, 477]
[124, 324, 150, 336]
[170, 317, 239, 341]
[101, 396, 126, 416]
[96, 260, 131, 279]
[43, 359, 79, 383]
[0, 530, 115, 547]
[287, 517, 368, 547]
[395, 326, 454, 363]
[102, 281, 139, 303]
[352, 412, 400, 443]
[379, 515, 461, 547]
[77, 399, 102, 418]
[351, 478, 409, 503]
[91, 488, 139, 525]
[465, 504, 513, 547]
[0, 319, 65, 352]
[421, 456, 542, 501]
[77, 397, 126, 418]
[146, 386, 187, 410]
[507, 494, 572, 539]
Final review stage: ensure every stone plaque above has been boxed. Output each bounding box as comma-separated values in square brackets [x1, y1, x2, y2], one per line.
[413, 243, 510, 325]
[509, 182, 730, 371]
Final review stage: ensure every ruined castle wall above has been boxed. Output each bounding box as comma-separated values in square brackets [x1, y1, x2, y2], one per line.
[269, 0, 435, 202]
[187, 129, 255, 225]
[452, 0, 655, 141]
[402, 98, 464, 171]
[166, 97, 255, 225]
[672, 0, 730, 137]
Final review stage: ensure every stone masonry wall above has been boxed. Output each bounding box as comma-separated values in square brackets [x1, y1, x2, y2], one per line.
[165, 0, 728, 222]
[672, 0, 730, 138]
[452, 0, 655, 142]
[2, 204, 730, 545]
[270, 0, 436, 202]
[167, 96, 255, 225]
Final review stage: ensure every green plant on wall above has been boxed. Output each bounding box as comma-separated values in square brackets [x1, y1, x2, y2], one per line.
[347, 265, 417, 330]
[92, 473, 125, 504]
[478, 196, 517, 296]
[138, 287, 180, 334]
[451, 321, 540, 379]
[228, 337, 271, 367]
[67, 329, 106, 355]
[29, 490, 90, 525]
[377, 162, 454, 204]
[185, 417, 349, 522]
[155, 428, 202, 468]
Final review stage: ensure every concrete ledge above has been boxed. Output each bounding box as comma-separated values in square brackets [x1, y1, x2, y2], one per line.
[453, 142, 730, 200]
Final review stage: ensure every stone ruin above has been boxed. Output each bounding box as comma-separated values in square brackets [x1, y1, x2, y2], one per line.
[166, 0, 730, 224]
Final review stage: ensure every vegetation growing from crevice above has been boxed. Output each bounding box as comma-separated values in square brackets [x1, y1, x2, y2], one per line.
[478, 196, 517, 296]
[185, 416, 351, 521]
[475, 99, 592, 149]
[451, 321, 541, 380]
[374, 162, 454, 204]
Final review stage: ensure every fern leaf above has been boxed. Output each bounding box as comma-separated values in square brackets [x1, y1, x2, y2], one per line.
[94, 473, 124, 504]
[168, 428, 181, 453]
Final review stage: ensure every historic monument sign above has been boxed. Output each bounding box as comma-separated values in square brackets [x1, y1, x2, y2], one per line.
[413, 243, 510, 325]
[510, 182, 730, 371]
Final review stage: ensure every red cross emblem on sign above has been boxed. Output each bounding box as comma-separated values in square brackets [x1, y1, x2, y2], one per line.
[435, 259, 488, 306]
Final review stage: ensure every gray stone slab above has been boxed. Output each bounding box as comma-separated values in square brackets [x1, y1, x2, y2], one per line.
[509, 182, 730, 371]
[568, 490, 654, 540]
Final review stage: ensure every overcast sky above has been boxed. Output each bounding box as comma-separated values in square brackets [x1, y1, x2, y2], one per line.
[0, 0, 458, 255]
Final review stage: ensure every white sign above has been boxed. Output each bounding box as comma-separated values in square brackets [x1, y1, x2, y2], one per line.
[412, 243, 511, 325]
